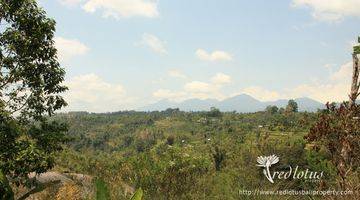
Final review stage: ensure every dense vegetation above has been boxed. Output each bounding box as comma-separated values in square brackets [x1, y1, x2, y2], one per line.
[0, 0, 68, 199]
[48, 106, 356, 200]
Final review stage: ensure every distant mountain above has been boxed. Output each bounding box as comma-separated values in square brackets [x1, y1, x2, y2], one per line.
[291, 97, 325, 112]
[140, 99, 176, 111]
[178, 98, 219, 111]
[265, 99, 289, 108]
[141, 98, 219, 112]
[264, 97, 324, 112]
[216, 94, 264, 112]
[139, 94, 325, 112]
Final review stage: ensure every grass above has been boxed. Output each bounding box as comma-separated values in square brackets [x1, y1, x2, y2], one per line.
[95, 179, 110, 200]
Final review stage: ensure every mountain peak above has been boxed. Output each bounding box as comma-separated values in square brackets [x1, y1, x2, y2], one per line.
[139, 95, 324, 112]
[228, 93, 258, 99]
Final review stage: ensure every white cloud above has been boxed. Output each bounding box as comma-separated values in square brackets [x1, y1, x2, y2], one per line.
[211, 73, 232, 85]
[139, 33, 167, 54]
[55, 37, 90, 63]
[184, 81, 212, 93]
[330, 61, 352, 81]
[82, 0, 159, 19]
[152, 60, 354, 104]
[236, 61, 353, 103]
[58, 0, 84, 7]
[168, 69, 187, 79]
[152, 89, 186, 101]
[240, 86, 284, 101]
[196, 49, 233, 62]
[287, 82, 349, 103]
[292, 0, 360, 22]
[152, 73, 233, 101]
[64, 74, 134, 112]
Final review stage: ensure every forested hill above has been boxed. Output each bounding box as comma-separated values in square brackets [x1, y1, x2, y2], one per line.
[46, 107, 343, 199]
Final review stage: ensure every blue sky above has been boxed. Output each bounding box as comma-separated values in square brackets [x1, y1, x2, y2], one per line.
[38, 0, 360, 112]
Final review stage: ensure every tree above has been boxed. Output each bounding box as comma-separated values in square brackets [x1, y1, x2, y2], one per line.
[354, 36, 360, 55]
[306, 36, 360, 190]
[286, 99, 298, 113]
[265, 105, 278, 114]
[0, 0, 68, 198]
[166, 135, 175, 145]
[207, 107, 222, 118]
[278, 107, 285, 114]
[349, 36, 360, 106]
[212, 146, 226, 171]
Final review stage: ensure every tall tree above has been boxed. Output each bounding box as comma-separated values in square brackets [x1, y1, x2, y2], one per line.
[0, 0, 68, 198]
[306, 36, 360, 190]
[349, 36, 360, 106]
[265, 105, 279, 114]
[286, 99, 298, 113]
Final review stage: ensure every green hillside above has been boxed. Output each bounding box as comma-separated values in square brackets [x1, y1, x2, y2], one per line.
[50, 108, 343, 199]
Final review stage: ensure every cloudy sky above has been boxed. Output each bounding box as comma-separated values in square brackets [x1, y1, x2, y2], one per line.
[39, 0, 360, 112]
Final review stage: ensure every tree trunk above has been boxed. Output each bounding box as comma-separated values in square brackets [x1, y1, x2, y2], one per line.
[349, 53, 359, 107]
[338, 53, 360, 189]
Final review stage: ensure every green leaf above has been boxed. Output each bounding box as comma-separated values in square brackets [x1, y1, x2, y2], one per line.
[0, 171, 14, 200]
[355, 45, 360, 55]
[130, 188, 143, 200]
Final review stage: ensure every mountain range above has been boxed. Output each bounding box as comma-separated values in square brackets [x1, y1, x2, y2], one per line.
[139, 94, 325, 112]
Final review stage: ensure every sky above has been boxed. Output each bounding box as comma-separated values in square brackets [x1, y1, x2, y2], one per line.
[37, 0, 360, 112]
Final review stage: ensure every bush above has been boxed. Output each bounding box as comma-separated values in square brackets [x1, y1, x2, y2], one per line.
[166, 135, 175, 145]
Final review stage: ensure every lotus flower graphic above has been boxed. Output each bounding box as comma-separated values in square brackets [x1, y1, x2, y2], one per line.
[256, 155, 279, 183]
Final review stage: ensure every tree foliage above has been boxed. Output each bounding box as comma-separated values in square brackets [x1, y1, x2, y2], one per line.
[53, 109, 342, 199]
[265, 105, 279, 114]
[0, 0, 68, 196]
[286, 99, 298, 113]
[354, 36, 360, 54]
[306, 37, 360, 190]
[306, 102, 360, 189]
